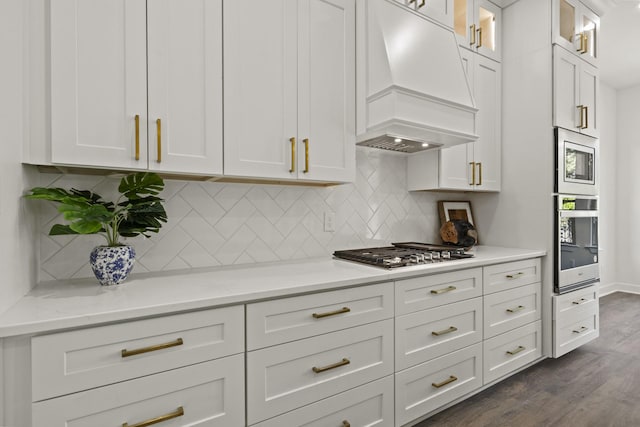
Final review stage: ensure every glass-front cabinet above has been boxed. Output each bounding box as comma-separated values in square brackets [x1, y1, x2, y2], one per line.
[453, 0, 501, 62]
[553, 0, 600, 66]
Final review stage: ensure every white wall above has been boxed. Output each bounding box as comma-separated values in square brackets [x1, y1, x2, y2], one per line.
[0, 0, 38, 314]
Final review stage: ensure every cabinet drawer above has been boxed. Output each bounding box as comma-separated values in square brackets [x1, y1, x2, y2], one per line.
[553, 285, 598, 320]
[247, 319, 394, 424]
[32, 305, 244, 401]
[253, 375, 394, 427]
[483, 258, 541, 294]
[32, 354, 244, 427]
[395, 343, 482, 426]
[395, 268, 483, 315]
[484, 283, 541, 338]
[247, 282, 393, 350]
[484, 321, 542, 384]
[553, 289, 599, 357]
[396, 298, 482, 371]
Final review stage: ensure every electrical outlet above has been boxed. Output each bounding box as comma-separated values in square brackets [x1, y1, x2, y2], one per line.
[324, 211, 335, 232]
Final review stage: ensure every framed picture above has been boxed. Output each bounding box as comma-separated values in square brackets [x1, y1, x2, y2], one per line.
[438, 200, 478, 242]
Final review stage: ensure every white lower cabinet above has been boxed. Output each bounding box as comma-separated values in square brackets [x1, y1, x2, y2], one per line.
[483, 283, 541, 338]
[253, 375, 394, 427]
[553, 285, 599, 357]
[32, 354, 245, 427]
[395, 343, 483, 426]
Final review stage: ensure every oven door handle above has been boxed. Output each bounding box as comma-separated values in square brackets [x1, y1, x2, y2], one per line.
[559, 210, 599, 218]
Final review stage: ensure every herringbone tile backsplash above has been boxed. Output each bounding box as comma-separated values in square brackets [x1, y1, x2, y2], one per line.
[36, 147, 455, 281]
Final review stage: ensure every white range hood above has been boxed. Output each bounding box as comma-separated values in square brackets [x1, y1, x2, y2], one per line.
[356, 0, 478, 153]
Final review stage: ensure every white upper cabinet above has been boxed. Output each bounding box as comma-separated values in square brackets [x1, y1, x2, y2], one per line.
[49, 0, 223, 175]
[552, 0, 600, 67]
[553, 45, 599, 138]
[453, 0, 501, 62]
[399, 0, 455, 28]
[224, 0, 355, 183]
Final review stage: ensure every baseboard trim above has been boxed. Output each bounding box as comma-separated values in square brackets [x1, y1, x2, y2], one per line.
[599, 282, 640, 296]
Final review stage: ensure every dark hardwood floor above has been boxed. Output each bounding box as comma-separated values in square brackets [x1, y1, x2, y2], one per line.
[414, 292, 640, 427]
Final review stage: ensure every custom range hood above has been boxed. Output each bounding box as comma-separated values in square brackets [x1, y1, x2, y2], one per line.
[356, 0, 478, 153]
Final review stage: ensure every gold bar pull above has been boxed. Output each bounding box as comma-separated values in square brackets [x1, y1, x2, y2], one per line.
[476, 27, 482, 48]
[289, 137, 296, 173]
[156, 118, 162, 163]
[572, 298, 587, 305]
[470, 24, 476, 46]
[342, 422, 351, 427]
[573, 326, 588, 334]
[577, 105, 585, 129]
[432, 375, 458, 389]
[582, 33, 589, 54]
[419, 0, 426, 8]
[312, 307, 351, 319]
[506, 272, 524, 279]
[431, 285, 457, 295]
[506, 345, 525, 356]
[121, 338, 184, 358]
[583, 106, 589, 129]
[469, 162, 476, 186]
[477, 162, 482, 185]
[134, 114, 140, 161]
[409, 0, 416, 3]
[122, 406, 184, 427]
[303, 138, 309, 173]
[577, 32, 584, 53]
[432, 326, 458, 336]
[312, 357, 350, 373]
[506, 305, 525, 313]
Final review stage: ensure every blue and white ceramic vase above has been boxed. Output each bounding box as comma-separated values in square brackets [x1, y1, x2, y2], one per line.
[89, 245, 136, 286]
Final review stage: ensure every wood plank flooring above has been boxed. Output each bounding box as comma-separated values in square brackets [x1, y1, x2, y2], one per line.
[414, 292, 640, 427]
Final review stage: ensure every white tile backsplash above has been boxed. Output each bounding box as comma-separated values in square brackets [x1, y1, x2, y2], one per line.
[37, 147, 457, 281]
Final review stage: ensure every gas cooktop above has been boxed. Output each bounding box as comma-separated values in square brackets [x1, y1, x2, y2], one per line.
[333, 242, 474, 268]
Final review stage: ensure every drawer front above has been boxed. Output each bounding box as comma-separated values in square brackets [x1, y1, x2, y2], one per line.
[247, 319, 394, 424]
[253, 375, 394, 427]
[554, 305, 599, 357]
[32, 305, 244, 401]
[247, 282, 393, 350]
[553, 285, 598, 320]
[396, 298, 482, 371]
[484, 321, 542, 384]
[32, 354, 244, 427]
[395, 268, 483, 315]
[484, 283, 541, 338]
[395, 343, 483, 426]
[483, 258, 541, 294]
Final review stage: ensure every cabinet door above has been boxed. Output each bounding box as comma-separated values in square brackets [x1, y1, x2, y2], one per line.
[579, 61, 599, 138]
[147, 0, 223, 175]
[553, 46, 580, 132]
[553, 0, 581, 54]
[224, 0, 297, 179]
[410, 0, 454, 28]
[297, 0, 355, 182]
[453, 0, 475, 49]
[475, 0, 501, 62]
[578, 6, 599, 66]
[50, 0, 147, 169]
[472, 54, 501, 191]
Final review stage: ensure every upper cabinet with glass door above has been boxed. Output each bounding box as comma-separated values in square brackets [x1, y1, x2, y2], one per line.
[453, 0, 501, 62]
[553, 0, 600, 67]
[399, 0, 454, 28]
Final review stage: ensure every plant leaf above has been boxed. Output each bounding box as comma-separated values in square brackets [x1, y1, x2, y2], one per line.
[57, 203, 113, 234]
[49, 224, 80, 236]
[118, 172, 164, 200]
[118, 197, 167, 238]
[25, 187, 75, 202]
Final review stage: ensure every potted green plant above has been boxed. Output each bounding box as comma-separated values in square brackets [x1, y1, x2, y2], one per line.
[26, 172, 167, 286]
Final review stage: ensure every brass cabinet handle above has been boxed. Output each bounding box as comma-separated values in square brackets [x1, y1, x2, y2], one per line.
[289, 137, 296, 173]
[342, 422, 351, 427]
[303, 138, 309, 173]
[470, 24, 476, 46]
[121, 338, 184, 358]
[312, 307, 351, 319]
[477, 162, 482, 185]
[469, 162, 476, 186]
[506, 272, 524, 279]
[432, 375, 458, 389]
[577, 105, 585, 129]
[583, 106, 589, 129]
[506, 345, 525, 356]
[312, 357, 350, 373]
[573, 326, 588, 334]
[577, 32, 585, 53]
[156, 118, 162, 163]
[431, 285, 457, 295]
[409, 0, 416, 3]
[134, 114, 140, 161]
[432, 326, 458, 336]
[419, 0, 426, 8]
[476, 27, 482, 47]
[122, 406, 184, 427]
[506, 305, 525, 313]
[572, 298, 588, 305]
[580, 33, 588, 54]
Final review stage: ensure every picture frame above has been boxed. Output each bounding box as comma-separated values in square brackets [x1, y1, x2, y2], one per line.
[438, 200, 478, 243]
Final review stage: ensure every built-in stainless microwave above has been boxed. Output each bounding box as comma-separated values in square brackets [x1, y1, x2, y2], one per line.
[556, 128, 598, 196]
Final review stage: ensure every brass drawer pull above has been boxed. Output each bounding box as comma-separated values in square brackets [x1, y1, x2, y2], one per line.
[432, 375, 458, 389]
[469, 162, 476, 186]
[342, 421, 351, 427]
[121, 338, 184, 358]
[289, 137, 296, 173]
[432, 326, 458, 336]
[156, 118, 162, 163]
[122, 406, 184, 427]
[506, 272, 524, 279]
[476, 27, 483, 48]
[577, 105, 585, 129]
[303, 138, 310, 173]
[418, 0, 426, 8]
[470, 24, 476, 46]
[312, 307, 351, 319]
[312, 357, 350, 373]
[572, 298, 588, 305]
[134, 114, 140, 161]
[506, 305, 525, 313]
[431, 285, 456, 295]
[573, 326, 588, 334]
[506, 345, 525, 356]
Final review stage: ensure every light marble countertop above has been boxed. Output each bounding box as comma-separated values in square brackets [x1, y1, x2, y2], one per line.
[0, 245, 545, 338]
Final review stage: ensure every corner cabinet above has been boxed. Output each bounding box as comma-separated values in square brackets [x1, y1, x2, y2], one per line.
[223, 0, 356, 183]
[43, 0, 223, 175]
